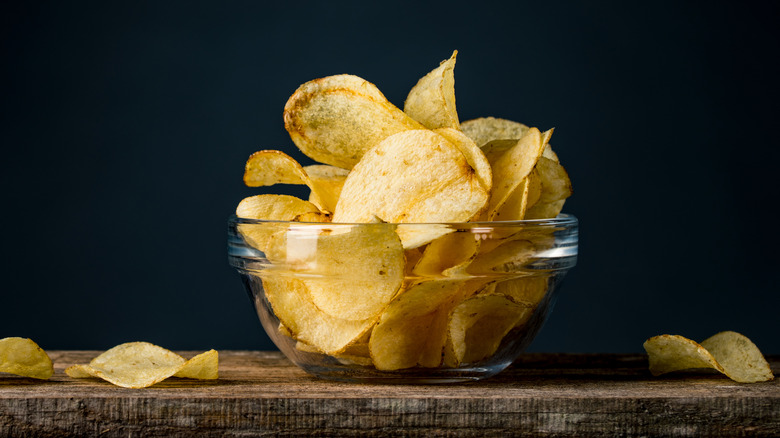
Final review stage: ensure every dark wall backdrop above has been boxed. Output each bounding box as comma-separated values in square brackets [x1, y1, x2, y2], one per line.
[2, 1, 778, 354]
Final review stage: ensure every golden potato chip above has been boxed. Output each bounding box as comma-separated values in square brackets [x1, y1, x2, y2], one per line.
[243, 150, 309, 187]
[404, 50, 459, 130]
[700, 331, 774, 383]
[333, 129, 489, 234]
[448, 294, 532, 365]
[297, 223, 405, 321]
[243, 150, 338, 213]
[535, 156, 572, 205]
[395, 223, 455, 250]
[370, 279, 468, 370]
[261, 275, 375, 355]
[484, 128, 553, 220]
[0, 337, 53, 380]
[460, 117, 530, 147]
[284, 74, 423, 169]
[65, 342, 218, 388]
[175, 350, 219, 380]
[644, 332, 774, 383]
[303, 164, 349, 213]
[413, 231, 479, 277]
[236, 194, 321, 261]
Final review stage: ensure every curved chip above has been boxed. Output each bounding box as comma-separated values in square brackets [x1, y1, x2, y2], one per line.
[448, 294, 533, 365]
[0, 337, 53, 380]
[413, 231, 479, 277]
[235, 194, 321, 261]
[333, 129, 489, 233]
[404, 50, 459, 130]
[65, 342, 218, 388]
[243, 150, 338, 213]
[485, 127, 553, 220]
[284, 74, 423, 169]
[643, 332, 773, 383]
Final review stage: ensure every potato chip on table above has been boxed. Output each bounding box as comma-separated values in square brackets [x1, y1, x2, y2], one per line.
[0, 337, 53, 380]
[65, 342, 218, 388]
[644, 331, 774, 383]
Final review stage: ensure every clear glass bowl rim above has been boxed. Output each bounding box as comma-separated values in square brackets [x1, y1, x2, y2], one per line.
[228, 213, 578, 227]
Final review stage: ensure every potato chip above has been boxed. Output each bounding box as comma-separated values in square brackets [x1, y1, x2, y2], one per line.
[236, 194, 321, 261]
[261, 275, 375, 355]
[296, 223, 405, 321]
[404, 51, 459, 130]
[413, 231, 479, 277]
[333, 129, 489, 231]
[303, 164, 349, 213]
[284, 74, 423, 169]
[243, 150, 337, 213]
[448, 294, 532, 365]
[0, 337, 53, 380]
[65, 342, 218, 388]
[700, 331, 774, 383]
[493, 276, 549, 308]
[484, 128, 552, 219]
[370, 279, 468, 370]
[175, 350, 219, 380]
[643, 332, 774, 383]
[460, 117, 530, 147]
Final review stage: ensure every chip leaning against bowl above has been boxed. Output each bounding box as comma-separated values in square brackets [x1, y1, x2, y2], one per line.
[230, 51, 577, 382]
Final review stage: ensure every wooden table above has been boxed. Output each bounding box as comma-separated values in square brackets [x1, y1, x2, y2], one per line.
[1, 351, 777, 437]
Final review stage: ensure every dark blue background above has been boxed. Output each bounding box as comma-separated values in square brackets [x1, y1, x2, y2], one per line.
[2, 1, 778, 354]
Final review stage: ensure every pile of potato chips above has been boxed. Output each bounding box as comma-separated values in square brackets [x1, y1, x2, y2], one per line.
[236, 51, 573, 370]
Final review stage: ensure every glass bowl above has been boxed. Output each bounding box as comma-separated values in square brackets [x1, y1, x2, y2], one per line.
[228, 215, 578, 383]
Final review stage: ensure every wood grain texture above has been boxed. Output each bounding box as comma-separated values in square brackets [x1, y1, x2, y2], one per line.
[0, 352, 777, 437]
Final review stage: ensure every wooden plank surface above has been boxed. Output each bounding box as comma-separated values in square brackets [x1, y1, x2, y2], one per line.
[0, 351, 777, 437]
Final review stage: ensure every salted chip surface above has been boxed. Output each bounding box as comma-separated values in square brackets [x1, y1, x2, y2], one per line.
[284, 74, 423, 169]
[65, 342, 219, 388]
[404, 50, 459, 130]
[0, 337, 53, 380]
[333, 129, 489, 230]
[643, 332, 773, 383]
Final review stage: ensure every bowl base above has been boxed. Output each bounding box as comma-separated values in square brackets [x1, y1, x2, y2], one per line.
[298, 363, 509, 384]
